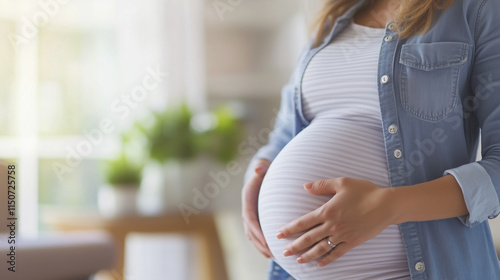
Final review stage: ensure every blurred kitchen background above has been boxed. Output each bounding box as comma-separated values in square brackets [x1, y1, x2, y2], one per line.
[0, 0, 323, 279]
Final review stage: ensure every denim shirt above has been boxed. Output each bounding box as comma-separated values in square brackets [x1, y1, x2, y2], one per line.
[251, 0, 500, 279]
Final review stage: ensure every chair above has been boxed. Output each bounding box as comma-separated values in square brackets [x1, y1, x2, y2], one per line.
[0, 161, 117, 280]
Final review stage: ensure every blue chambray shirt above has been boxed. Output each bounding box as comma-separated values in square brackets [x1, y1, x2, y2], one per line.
[250, 0, 500, 279]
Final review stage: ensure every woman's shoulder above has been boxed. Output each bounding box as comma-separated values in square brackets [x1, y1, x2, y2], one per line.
[433, 0, 500, 42]
[452, 0, 500, 19]
[459, 0, 500, 38]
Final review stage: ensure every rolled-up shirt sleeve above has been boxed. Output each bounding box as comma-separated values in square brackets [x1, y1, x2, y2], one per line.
[444, 163, 500, 227]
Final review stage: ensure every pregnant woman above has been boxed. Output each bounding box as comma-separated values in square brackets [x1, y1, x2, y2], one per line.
[242, 0, 500, 279]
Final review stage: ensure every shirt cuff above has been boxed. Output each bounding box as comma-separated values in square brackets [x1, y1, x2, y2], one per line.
[444, 162, 500, 227]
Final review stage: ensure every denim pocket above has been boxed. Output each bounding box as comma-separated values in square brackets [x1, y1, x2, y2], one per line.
[399, 42, 469, 121]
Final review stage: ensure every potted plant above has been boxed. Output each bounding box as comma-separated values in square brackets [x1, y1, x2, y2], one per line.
[198, 106, 243, 163]
[135, 103, 244, 212]
[143, 103, 202, 163]
[98, 152, 144, 217]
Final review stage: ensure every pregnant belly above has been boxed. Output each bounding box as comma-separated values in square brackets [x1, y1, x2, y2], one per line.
[258, 119, 410, 280]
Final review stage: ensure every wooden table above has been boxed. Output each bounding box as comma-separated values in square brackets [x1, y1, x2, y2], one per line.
[43, 211, 228, 280]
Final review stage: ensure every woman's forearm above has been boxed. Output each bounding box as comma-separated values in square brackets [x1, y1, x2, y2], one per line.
[388, 175, 469, 224]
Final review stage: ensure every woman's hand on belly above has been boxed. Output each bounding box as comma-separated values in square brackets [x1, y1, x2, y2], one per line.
[276, 177, 396, 267]
[242, 159, 273, 258]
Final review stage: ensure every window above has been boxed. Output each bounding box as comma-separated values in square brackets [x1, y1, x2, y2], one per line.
[1, 0, 207, 236]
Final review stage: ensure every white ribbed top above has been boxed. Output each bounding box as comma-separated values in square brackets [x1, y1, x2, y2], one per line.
[258, 22, 411, 280]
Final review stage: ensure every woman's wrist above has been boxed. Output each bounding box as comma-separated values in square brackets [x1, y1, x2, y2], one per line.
[384, 187, 409, 225]
[375, 187, 403, 226]
[385, 175, 469, 225]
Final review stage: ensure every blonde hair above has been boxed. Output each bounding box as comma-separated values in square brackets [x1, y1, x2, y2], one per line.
[312, 0, 455, 47]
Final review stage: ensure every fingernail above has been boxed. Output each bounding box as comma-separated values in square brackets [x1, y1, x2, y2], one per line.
[297, 257, 304, 263]
[304, 183, 312, 189]
[276, 232, 285, 239]
[283, 250, 292, 257]
[317, 261, 324, 267]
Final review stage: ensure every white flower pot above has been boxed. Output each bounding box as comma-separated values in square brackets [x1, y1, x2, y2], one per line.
[137, 158, 212, 215]
[98, 185, 139, 218]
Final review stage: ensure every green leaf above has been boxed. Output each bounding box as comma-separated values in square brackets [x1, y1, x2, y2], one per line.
[102, 152, 143, 186]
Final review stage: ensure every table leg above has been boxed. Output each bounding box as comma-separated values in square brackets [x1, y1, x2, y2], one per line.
[108, 232, 127, 280]
[200, 217, 228, 280]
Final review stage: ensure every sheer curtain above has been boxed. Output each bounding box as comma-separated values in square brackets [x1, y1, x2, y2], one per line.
[114, 0, 207, 113]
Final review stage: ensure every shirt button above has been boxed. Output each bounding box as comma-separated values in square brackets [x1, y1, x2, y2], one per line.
[380, 75, 390, 84]
[388, 125, 398, 134]
[384, 35, 393, 42]
[394, 149, 402, 159]
[415, 262, 425, 272]
[388, 23, 397, 31]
